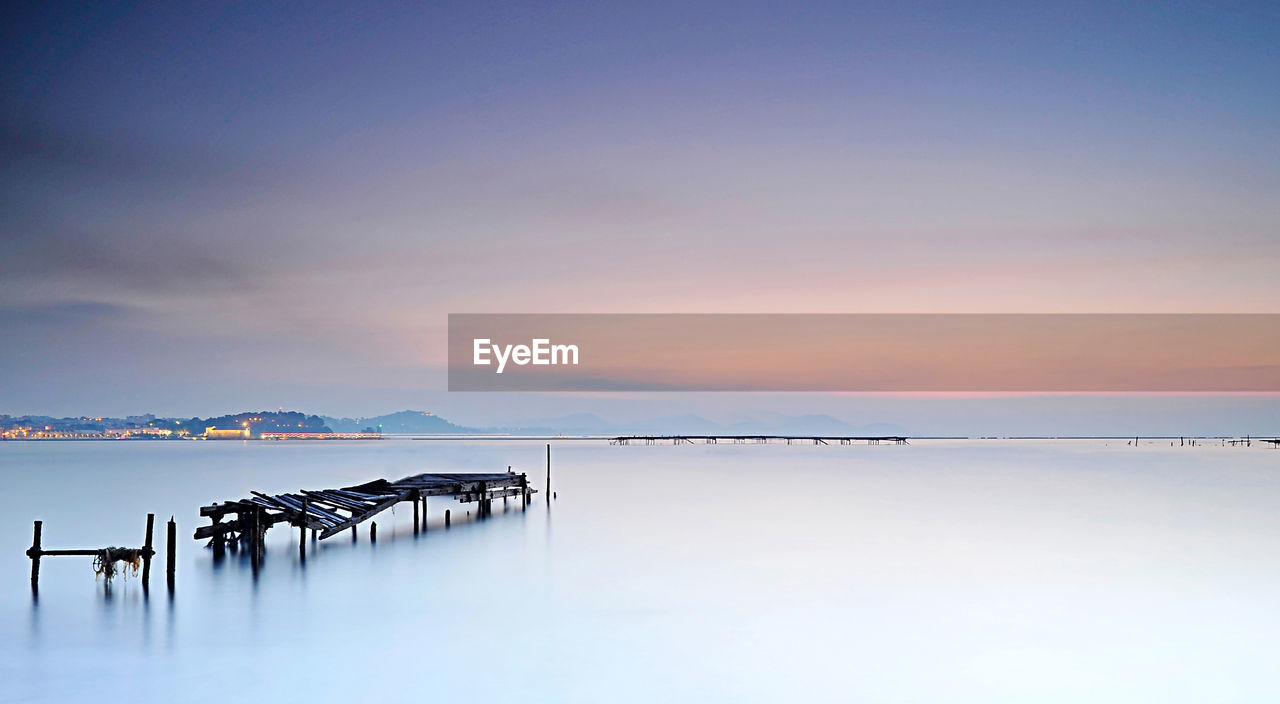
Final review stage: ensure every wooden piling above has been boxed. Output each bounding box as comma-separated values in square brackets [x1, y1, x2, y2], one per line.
[212, 515, 225, 557]
[413, 490, 420, 534]
[422, 496, 427, 532]
[141, 513, 155, 587]
[28, 520, 41, 591]
[370, 522, 377, 543]
[166, 517, 176, 590]
[445, 509, 451, 528]
[299, 497, 308, 561]
[546, 444, 551, 504]
[255, 507, 265, 564]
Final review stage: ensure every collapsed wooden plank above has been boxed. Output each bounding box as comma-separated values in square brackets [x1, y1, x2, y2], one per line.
[317, 491, 411, 540]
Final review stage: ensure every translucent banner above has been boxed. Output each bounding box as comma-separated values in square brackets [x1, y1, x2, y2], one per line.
[448, 314, 1280, 392]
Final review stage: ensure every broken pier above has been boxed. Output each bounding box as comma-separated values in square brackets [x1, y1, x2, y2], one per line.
[195, 471, 535, 562]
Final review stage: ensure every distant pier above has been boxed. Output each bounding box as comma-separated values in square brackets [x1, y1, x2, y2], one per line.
[610, 435, 909, 445]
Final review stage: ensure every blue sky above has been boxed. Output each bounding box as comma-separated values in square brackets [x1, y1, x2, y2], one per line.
[2, 1, 1278, 428]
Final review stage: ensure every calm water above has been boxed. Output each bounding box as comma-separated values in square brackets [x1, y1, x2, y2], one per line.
[3, 438, 1278, 702]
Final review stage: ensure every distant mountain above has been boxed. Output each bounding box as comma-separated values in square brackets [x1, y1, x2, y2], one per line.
[479, 411, 905, 437]
[323, 410, 476, 434]
[495, 412, 615, 435]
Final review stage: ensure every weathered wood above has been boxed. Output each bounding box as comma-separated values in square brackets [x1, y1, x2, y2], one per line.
[299, 497, 307, 561]
[305, 490, 370, 513]
[166, 517, 177, 590]
[196, 471, 538, 556]
[29, 517, 160, 590]
[546, 444, 551, 504]
[456, 487, 525, 503]
[445, 509, 451, 528]
[142, 513, 155, 587]
[321, 491, 410, 540]
[28, 521, 41, 591]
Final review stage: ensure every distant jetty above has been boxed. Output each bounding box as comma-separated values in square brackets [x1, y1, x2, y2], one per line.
[610, 434, 909, 445]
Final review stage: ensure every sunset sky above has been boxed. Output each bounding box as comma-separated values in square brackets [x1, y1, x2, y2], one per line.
[2, 2, 1278, 429]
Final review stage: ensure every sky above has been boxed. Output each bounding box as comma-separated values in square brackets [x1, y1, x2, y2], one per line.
[1, 1, 1278, 431]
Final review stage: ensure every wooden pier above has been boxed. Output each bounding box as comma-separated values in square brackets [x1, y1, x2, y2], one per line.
[195, 471, 535, 561]
[610, 435, 909, 446]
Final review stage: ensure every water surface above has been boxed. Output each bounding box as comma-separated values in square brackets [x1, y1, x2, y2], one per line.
[3, 439, 1278, 702]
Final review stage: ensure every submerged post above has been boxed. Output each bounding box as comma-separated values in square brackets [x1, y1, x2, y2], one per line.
[413, 490, 420, 535]
[141, 513, 155, 587]
[166, 517, 177, 591]
[28, 520, 42, 592]
[370, 521, 377, 543]
[546, 443, 551, 504]
[445, 509, 451, 528]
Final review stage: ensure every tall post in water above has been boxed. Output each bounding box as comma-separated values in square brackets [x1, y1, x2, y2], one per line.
[250, 508, 261, 575]
[412, 490, 420, 535]
[166, 517, 177, 592]
[141, 513, 155, 588]
[212, 515, 225, 558]
[299, 498, 308, 561]
[546, 443, 551, 505]
[28, 520, 41, 593]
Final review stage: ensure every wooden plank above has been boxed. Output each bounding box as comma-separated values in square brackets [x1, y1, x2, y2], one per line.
[300, 490, 367, 513]
[318, 490, 411, 540]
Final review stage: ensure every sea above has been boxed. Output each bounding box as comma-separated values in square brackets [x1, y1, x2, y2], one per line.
[2, 438, 1277, 703]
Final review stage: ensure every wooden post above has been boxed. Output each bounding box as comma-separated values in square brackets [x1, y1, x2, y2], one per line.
[352, 523, 358, 542]
[521, 473, 528, 510]
[445, 509, 451, 528]
[299, 497, 308, 561]
[254, 507, 264, 565]
[28, 520, 41, 592]
[166, 517, 177, 591]
[546, 443, 551, 504]
[212, 515, 225, 558]
[370, 521, 377, 543]
[141, 513, 155, 587]
[413, 490, 420, 535]
[422, 496, 427, 532]
[249, 509, 261, 574]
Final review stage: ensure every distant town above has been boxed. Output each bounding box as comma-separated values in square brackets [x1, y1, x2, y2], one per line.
[0, 410, 483, 440]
